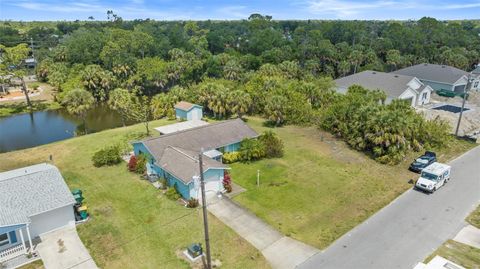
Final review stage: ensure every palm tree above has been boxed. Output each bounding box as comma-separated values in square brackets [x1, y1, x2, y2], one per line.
[348, 50, 363, 74]
[62, 89, 94, 134]
[265, 95, 287, 126]
[228, 90, 252, 119]
[338, 60, 350, 77]
[223, 60, 243, 80]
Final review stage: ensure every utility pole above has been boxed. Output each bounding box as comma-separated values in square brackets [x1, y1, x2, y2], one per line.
[198, 153, 212, 269]
[30, 38, 35, 59]
[455, 74, 472, 137]
[257, 169, 260, 187]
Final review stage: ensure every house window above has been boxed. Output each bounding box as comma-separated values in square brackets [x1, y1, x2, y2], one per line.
[422, 92, 428, 100]
[0, 233, 9, 246]
[474, 81, 479, 89]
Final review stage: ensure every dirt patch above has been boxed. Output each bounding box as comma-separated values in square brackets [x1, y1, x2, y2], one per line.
[420, 92, 480, 137]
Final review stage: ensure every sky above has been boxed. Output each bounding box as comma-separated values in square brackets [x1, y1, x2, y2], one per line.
[0, 0, 479, 21]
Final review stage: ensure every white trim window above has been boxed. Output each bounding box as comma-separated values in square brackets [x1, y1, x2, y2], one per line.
[422, 92, 428, 100]
[0, 233, 9, 246]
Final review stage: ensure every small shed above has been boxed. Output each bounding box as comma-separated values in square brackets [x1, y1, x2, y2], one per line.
[174, 101, 203, 121]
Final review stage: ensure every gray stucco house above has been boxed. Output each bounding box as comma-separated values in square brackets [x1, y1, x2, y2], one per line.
[335, 70, 433, 107]
[471, 65, 480, 91]
[0, 163, 75, 263]
[393, 63, 470, 95]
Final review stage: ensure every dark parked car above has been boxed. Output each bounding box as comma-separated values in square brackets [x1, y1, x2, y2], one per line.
[409, 151, 437, 173]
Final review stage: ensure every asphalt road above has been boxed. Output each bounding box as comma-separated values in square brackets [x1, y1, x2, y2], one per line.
[298, 146, 480, 269]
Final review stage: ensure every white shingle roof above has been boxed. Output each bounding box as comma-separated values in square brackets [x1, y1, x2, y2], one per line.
[0, 163, 75, 227]
[335, 70, 415, 98]
[154, 120, 209, 134]
[393, 63, 468, 84]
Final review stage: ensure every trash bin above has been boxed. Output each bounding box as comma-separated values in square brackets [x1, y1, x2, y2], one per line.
[187, 243, 202, 258]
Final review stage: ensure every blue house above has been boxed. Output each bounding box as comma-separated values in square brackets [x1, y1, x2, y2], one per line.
[174, 101, 203, 121]
[132, 119, 258, 200]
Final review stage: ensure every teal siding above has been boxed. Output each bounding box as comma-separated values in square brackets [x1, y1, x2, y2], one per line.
[422, 80, 453, 92]
[132, 143, 155, 163]
[176, 107, 203, 120]
[8, 231, 17, 244]
[164, 171, 192, 199]
[204, 169, 224, 181]
[222, 142, 241, 153]
[175, 108, 188, 120]
[0, 224, 25, 235]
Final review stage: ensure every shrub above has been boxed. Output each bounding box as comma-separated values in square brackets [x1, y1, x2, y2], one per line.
[259, 131, 284, 158]
[165, 187, 181, 201]
[92, 145, 122, 167]
[238, 138, 266, 162]
[135, 154, 147, 174]
[320, 86, 450, 164]
[158, 178, 167, 190]
[222, 152, 240, 164]
[187, 198, 199, 208]
[30, 83, 40, 91]
[223, 171, 232, 193]
[127, 155, 137, 172]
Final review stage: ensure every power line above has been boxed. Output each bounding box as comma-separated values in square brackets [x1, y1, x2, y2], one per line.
[63, 210, 198, 269]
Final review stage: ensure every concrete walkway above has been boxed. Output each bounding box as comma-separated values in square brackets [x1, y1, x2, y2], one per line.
[36, 226, 97, 269]
[207, 196, 319, 269]
[453, 225, 480, 248]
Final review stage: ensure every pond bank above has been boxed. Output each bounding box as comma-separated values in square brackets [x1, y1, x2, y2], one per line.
[0, 104, 134, 153]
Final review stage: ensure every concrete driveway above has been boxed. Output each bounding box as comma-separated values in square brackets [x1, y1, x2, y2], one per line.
[36, 226, 97, 269]
[208, 196, 319, 269]
[299, 146, 480, 269]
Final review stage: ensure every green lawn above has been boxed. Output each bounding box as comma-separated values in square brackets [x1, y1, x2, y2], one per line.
[231, 117, 476, 249]
[0, 119, 269, 269]
[425, 240, 480, 269]
[17, 259, 44, 269]
[467, 205, 480, 229]
[0, 100, 61, 117]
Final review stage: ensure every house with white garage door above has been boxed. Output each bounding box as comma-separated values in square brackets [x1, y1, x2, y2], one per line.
[0, 163, 75, 263]
[335, 70, 433, 107]
[133, 119, 258, 200]
[393, 63, 471, 96]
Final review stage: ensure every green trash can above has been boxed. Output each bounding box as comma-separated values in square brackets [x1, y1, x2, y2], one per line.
[73, 194, 84, 204]
[72, 189, 82, 196]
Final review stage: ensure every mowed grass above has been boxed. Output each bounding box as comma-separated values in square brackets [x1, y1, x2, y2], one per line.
[18, 260, 44, 269]
[467, 205, 480, 229]
[0, 119, 269, 269]
[231, 117, 476, 249]
[425, 240, 480, 269]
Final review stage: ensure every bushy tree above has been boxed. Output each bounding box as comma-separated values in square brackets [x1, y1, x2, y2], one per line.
[259, 131, 284, 158]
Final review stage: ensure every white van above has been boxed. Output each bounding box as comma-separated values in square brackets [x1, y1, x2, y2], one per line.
[415, 162, 451, 193]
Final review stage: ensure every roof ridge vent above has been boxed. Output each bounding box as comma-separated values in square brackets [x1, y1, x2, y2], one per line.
[394, 75, 398, 78]
[442, 65, 446, 68]
[372, 71, 376, 74]
[423, 63, 428, 66]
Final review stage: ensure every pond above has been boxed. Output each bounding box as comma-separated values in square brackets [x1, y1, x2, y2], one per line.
[0, 105, 133, 153]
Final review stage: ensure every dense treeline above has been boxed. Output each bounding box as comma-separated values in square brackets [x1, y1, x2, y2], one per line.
[1, 14, 473, 163]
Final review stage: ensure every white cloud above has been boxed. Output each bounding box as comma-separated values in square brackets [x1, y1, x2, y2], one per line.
[307, 0, 398, 17]
[215, 5, 249, 19]
[305, 0, 480, 18]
